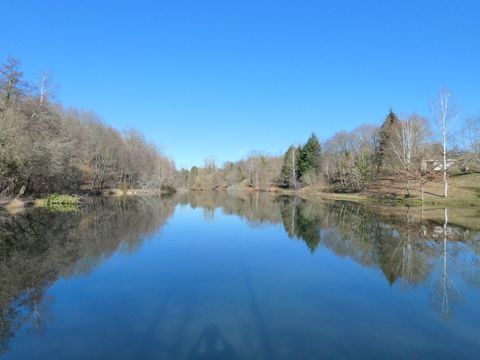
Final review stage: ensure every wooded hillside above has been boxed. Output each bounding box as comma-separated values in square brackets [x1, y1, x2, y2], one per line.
[0, 57, 176, 196]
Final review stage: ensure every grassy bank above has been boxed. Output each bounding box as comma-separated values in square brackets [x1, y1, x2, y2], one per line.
[219, 172, 480, 208]
[291, 173, 480, 208]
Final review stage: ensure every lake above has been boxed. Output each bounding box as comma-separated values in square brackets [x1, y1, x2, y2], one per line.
[1, 193, 479, 359]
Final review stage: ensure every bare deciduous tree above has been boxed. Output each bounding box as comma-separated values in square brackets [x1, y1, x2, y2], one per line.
[0, 57, 26, 107]
[391, 115, 429, 196]
[281, 146, 299, 189]
[36, 71, 57, 106]
[431, 90, 459, 198]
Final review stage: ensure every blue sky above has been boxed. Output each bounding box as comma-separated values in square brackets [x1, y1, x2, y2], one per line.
[1, 0, 479, 168]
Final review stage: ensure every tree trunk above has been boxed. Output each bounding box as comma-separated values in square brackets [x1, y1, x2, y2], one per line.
[291, 148, 297, 189]
[405, 170, 411, 196]
[443, 129, 448, 198]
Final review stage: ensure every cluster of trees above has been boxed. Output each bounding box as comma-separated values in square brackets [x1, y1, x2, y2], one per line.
[0, 57, 176, 196]
[280, 134, 322, 189]
[178, 153, 283, 191]
[322, 111, 432, 193]
[177, 135, 322, 192]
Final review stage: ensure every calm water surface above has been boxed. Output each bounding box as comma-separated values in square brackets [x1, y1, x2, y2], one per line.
[1, 193, 479, 359]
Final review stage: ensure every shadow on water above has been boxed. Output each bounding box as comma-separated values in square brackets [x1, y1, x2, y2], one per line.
[0, 191, 479, 356]
[240, 267, 275, 360]
[186, 324, 242, 360]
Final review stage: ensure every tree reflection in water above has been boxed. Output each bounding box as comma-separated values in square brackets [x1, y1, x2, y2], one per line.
[177, 192, 479, 314]
[0, 195, 177, 355]
[0, 192, 479, 354]
[432, 208, 460, 319]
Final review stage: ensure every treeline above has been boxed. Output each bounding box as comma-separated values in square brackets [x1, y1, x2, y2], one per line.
[181, 93, 480, 196]
[0, 57, 176, 196]
[177, 137, 321, 192]
[177, 154, 283, 191]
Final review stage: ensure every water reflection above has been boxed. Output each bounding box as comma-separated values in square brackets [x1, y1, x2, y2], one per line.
[0, 196, 176, 355]
[177, 192, 480, 317]
[0, 192, 479, 357]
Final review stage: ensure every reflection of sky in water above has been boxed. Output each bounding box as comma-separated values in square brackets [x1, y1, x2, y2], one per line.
[1, 195, 480, 359]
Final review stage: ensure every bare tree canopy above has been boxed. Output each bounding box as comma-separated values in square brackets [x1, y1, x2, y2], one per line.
[391, 114, 430, 195]
[0, 58, 176, 196]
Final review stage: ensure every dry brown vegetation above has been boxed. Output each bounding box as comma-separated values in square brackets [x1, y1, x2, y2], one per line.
[0, 57, 176, 200]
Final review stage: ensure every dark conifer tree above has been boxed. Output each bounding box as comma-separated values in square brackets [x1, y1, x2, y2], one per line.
[298, 133, 322, 178]
[375, 110, 400, 171]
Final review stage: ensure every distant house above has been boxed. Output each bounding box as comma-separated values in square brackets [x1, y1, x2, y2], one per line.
[421, 159, 457, 173]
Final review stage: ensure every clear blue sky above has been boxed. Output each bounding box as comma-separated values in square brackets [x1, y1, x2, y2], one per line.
[1, 0, 479, 168]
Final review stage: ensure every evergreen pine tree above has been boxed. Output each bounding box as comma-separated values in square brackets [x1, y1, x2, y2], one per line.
[298, 133, 322, 179]
[375, 110, 400, 170]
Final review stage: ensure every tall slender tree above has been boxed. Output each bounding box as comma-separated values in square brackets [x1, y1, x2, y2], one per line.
[431, 90, 459, 198]
[281, 145, 299, 189]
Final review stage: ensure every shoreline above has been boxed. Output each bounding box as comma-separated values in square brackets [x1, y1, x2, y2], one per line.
[2, 184, 480, 215]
